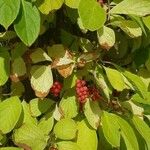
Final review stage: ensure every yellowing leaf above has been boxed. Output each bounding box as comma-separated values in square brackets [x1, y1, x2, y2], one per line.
[84, 99, 102, 129]
[110, 0, 150, 17]
[0, 96, 22, 134]
[104, 67, 126, 91]
[38, 0, 64, 14]
[30, 65, 53, 98]
[57, 141, 81, 150]
[97, 26, 115, 50]
[54, 118, 77, 140]
[13, 124, 48, 150]
[10, 57, 26, 82]
[65, 0, 80, 8]
[78, 0, 106, 31]
[77, 119, 98, 150]
[30, 48, 52, 63]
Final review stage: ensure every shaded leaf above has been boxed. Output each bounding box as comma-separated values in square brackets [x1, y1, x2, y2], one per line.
[84, 99, 102, 129]
[30, 48, 52, 63]
[38, 112, 54, 135]
[59, 89, 79, 118]
[30, 65, 53, 98]
[132, 115, 150, 149]
[29, 98, 55, 117]
[0, 48, 10, 86]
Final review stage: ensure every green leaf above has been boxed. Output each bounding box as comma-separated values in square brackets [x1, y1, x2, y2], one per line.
[29, 98, 55, 117]
[11, 82, 25, 97]
[22, 101, 37, 125]
[37, 0, 64, 14]
[0, 148, 23, 150]
[84, 99, 102, 129]
[0, 96, 22, 134]
[0, 48, 10, 86]
[47, 44, 66, 58]
[101, 111, 120, 147]
[110, 0, 150, 17]
[65, 0, 80, 8]
[77, 119, 98, 150]
[121, 101, 144, 116]
[30, 48, 52, 63]
[94, 66, 110, 100]
[123, 70, 147, 98]
[14, 1, 40, 46]
[59, 89, 79, 119]
[38, 112, 54, 135]
[132, 116, 150, 149]
[115, 115, 139, 150]
[30, 65, 53, 98]
[57, 141, 81, 150]
[0, 31, 17, 41]
[97, 26, 115, 50]
[111, 20, 142, 38]
[143, 16, 150, 30]
[13, 124, 48, 150]
[54, 118, 77, 140]
[11, 57, 26, 77]
[78, 0, 106, 31]
[132, 93, 150, 105]
[11, 42, 27, 60]
[104, 67, 126, 91]
[0, 0, 20, 29]
[97, 127, 113, 150]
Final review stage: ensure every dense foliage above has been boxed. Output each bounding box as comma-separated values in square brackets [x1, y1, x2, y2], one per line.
[0, 0, 150, 149]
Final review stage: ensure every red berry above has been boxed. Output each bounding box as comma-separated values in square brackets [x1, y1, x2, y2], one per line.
[76, 79, 89, 103]
[50, 81, 62, 97]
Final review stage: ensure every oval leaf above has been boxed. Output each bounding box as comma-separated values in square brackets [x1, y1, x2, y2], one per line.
[97, 26, 115, 50]
[13, 124, 48, 150]
[14, 1, 40, 46]
[30, 65, 53, 98]
[104, 67, 126, 91]
[110, 0, 150, 17]
[59, 89, 79, 119]
[0, 96, 22, 134]
[0, 0, 20, 29]
[54, 118, 77, 140]
[78, 0, 106, 31]
[57, 141, 81, 150]
[77, 119, 98, 150]
[84, 99, 102, 129]
[101, 111, 120, 147]
[0, 48, 10, 86]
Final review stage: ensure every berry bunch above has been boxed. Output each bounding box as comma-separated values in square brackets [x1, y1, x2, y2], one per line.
[89, 87, 101, 101]
[50, 81, 62, 97]
[76, 79, 89, 103]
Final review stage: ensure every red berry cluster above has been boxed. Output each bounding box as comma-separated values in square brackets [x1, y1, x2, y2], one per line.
[50, 81, 62, 97]
[89, 87, 101, 101]
[76, 79, 89, 103]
